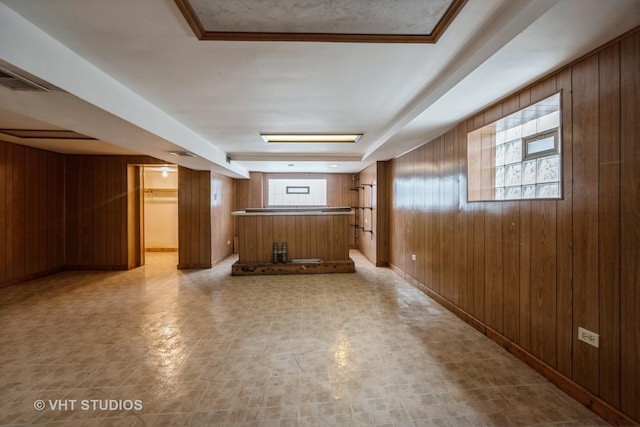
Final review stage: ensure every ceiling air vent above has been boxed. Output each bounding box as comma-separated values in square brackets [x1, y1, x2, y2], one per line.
[168, 150, 197, 157]
[0, 67, 51, 92]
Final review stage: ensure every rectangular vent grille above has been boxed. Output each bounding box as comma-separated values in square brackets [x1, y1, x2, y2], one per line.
[0, 67, 51, 92]
[169, 151, 197, 157]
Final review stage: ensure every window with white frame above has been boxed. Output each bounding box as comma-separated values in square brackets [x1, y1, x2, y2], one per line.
[267, 179, 327, 206]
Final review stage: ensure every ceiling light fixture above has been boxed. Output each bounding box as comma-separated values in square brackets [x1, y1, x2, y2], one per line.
[261, 134, 362, 144]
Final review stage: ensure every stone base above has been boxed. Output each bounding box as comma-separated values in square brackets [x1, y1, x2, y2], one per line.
[231, 259, 355, 276]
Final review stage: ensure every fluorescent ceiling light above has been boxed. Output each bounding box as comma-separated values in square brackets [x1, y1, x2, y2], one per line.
[261, 134, 362, 143]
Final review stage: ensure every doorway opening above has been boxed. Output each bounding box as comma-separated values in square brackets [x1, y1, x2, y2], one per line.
[141, 164, 179, 267]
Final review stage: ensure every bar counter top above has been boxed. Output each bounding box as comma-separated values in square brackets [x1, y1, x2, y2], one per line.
[232, 207, 353, 216]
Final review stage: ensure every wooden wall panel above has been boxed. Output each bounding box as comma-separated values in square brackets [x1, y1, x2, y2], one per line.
[484, 202, 503, 332]
[388, 28, 640, 425]
[433, 138, 443, 294]
[178, 167, 212, 268]
[519, 198, 532, 352]
[375, 161, 390, 266]
[235, 179, 250, 211]
[502, 201, 520, 342]
[529, 201, 557, 367]
[571, 54, 600, 394]
[620, 31, 640, 422]
[598, 43, 621, 408]
[236, 172, 358, 248]
[357, 163, 376, 264]
[354, 161, 390, 267]
[2, 148, 233, 280]
[65, 155, 163, 269]
[443, 131, 455, 302]
[472, 200, 485, 322]
[555, 67, 574, 378]
[211, 172, 236, 265]
[12, 146, 25, 280]
[236, 213, 351, 263]
[0, 142, 7, 285]
[0, 141, 65, 287]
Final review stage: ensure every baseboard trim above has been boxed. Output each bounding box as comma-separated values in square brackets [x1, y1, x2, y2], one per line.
[64, 265, 129, 271]
[211, 253, 233, 267]
[177, 263, 212, 269]
[397, 267, 637, 426]
[0, 267, 64, 288]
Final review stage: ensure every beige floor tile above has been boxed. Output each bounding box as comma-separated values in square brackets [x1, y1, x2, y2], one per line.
[0, 251, 606, 426]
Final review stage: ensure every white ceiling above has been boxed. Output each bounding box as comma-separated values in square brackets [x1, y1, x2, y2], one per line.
[0, 0, 638, 178]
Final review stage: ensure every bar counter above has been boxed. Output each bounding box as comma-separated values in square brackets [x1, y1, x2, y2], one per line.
[231, 207, 355, 275]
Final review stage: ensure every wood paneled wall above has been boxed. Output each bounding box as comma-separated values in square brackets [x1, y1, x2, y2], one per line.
[388, 29, 639, 424]
[211, 172, 236, 265]
[65, 155, 163, 269]
[235, 171, 264, 210]
[178, 167, 211, 268]
[237, 214, 351, 264]
[357, 161, 389, 266]
[0, 141, 65, 287]
[2, 147, 234, 275]
[235, 172, 358, 247]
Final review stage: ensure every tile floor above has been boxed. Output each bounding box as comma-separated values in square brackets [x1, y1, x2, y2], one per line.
[0, 250, 605, 426]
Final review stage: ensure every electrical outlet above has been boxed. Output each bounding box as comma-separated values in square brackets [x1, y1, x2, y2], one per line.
[411, 254, 417, 261]
[364, 218, 368, 224]
[578, 327, 599, 348]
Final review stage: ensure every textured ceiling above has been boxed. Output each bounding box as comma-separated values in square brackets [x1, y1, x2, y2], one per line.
[190, 0, 454, 35]
[1, 0, 638, 176]
[177, 0, 465, 42]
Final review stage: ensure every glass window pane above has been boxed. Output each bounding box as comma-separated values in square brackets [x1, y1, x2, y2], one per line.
[522, 185, 536, 199]
[527, 135, 555, 155]
[505, 164, 521, 186]
[522, 160, 537, 185]
[536, 183, 559, 198]
[496, 144, 506, 166]
[505, 125, 522, 143]
[537, 155, 560, 183]
[505, 186, 521, 200]
[495, 166, 505, 188]
[522, 120, 537, 137]
[505, 140, 522, 164]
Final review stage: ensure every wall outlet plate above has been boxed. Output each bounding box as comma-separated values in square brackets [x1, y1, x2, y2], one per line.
[578, 327, 599, 348]
[411, 254, 417, 261]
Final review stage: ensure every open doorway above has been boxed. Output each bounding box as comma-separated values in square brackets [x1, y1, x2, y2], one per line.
[142, 165, 178, 266]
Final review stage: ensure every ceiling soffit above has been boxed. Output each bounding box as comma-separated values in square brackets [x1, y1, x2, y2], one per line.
[0, 129, 96, 140]
[174, 0, 467, 43]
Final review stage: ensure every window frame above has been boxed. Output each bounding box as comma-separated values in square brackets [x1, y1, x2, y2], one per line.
[266, 178, 328, 207]
[466, 91, 563, 202]
[523, 129, 559, 161]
